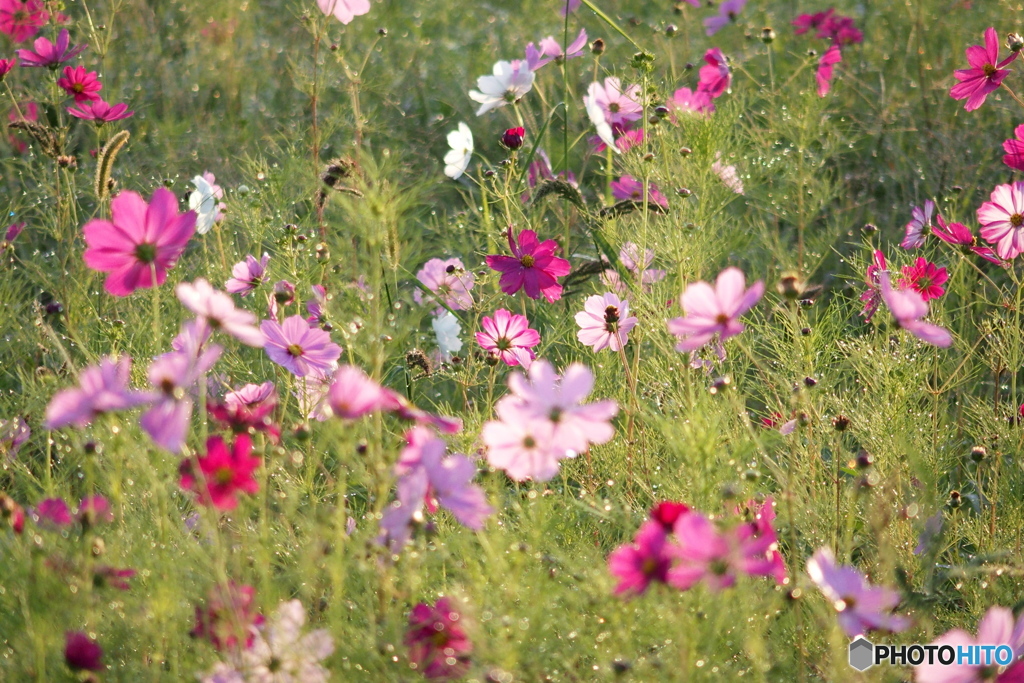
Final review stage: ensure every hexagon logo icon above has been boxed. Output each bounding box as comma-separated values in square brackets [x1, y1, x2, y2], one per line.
[849, 636, 874, 671]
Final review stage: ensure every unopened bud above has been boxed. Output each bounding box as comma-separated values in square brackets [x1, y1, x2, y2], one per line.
[832, 415, 850, 431]
[970, 445, 988, 463]
[1008, 33, 1024, 53]
[777, 271, 805, 300]
[665, 24, 678, 37]
[500, 127, 525, 151]
[591, 39, 605, 55]
[761, 27, 776, 43]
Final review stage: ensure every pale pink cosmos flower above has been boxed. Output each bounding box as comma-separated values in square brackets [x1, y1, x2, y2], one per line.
[879, 272, 952, 348]
[978, 181, 1024, 260]
[225, 253, 269, 296]
[933, 215, 1002, 264]
[414, 257, 475, 311]
[901, 199, 936, 249]
[141, 336, 222, 453]
[667, 267, 765, 352]
[82, 188, 196, 296]
[576, 292, 638, 352]
[481, 406, 563, 481]
[16, 29, 85, 67]
[712, 153, 744, 193]
[704, 0, 746, 36]
[915, 606, 1024, 683]
[602, 243, 666, 293]
[816, 44, 842, 97]
[525, 28, 587, 70]
[806, 547, 911, 637]
[327, 365, 401, 420]
[316, 0, 370, 24]
[261, 315, 342, 378]
[486, 227, 571, 302]
[950, 27, 1018, 112]
[697, 49, 731, 98]
[176, 279, 265, 347]
[306, 284, 328, 328]
[608, 520, 673, 596]
[475, 309, 540, 366]
[469, 59, 535, 116]
[584, 77, 642, 126]
[44, 356, 151, 428]
[668, 87, 714, 117]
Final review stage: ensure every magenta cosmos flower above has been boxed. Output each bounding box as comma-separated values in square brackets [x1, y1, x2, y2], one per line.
[806, 547, 911, 637]
[816, 44, 842, 97]
[316, 0, 370, 24]
[67, 97, 133, 122]
[475, 309, 540, 366]
[261, 315, 342, 378]
[611, 176, 669, 209]
[793, 9, 834, 35]
[933, 215, 1002, 264]
[485, 228, 571, 302]
[978, 181, 1024, 260]
[82, 188, 196, 296]
[880, 272, 952, 348]
[44, 356, 151, 428]
[575, 292, 637, 352]
[179, 434, 260, 511]
[225, 253, 269, 295]
[584, 76, 643, 126]
[176, 279, 265, 347]
[608, 520, 674, 596]
[667, 267, 764, 352]
[17, 29, 85, 68]
[698, 48, 731, 98]
[191, 581, 264, 651]
[901, 199, 936, 249]
[405, 597, 472, 680]
[900, 257, 948, 301]
[1004, 124, 1024, 172]
[0, 0, 48, 43]
[915, 606, 1024, 683]
[414, 256, 475, 311]
[950, 27, 1018, 112]
[57, 65, 101, 103]
[64, 631, 103, 672]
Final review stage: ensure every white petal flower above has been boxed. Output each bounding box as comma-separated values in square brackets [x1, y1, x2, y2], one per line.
[469, 60, 535, 116]
[189, 175, 220, 234]
[584, 84, 620, 154]
[443, 123, 473, 180]
[432, 311, 463, 360]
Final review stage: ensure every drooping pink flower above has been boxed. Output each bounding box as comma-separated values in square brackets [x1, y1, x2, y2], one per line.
[816, 44, 842, 97]
[179, 434, 260, 511]
[1004, 124, 1024, 172]
[667, 87, 714, 117]
[64, 631, 103, 672]
[859, 249, 888, 322]
[0, 0, 48, 43]
[667, 267, 765, 352]
[584, 76, 643, 126]
[667, 510, 784, 591]
[16, 29, 84, 67]
[806, 547, 911, 637]
[608, 520, 673, 596]
[33, 497, 73, 527]
[610, 176, 669, 209]
[176, 279, 266, 347]
[879, 272, 952, 348]
[900, 258, 948, 301]
[57, 65, 102, 103]
[261, 315, 342, 378]
[978, 181, 1024, 260]
[704, 0, 746, 36]
[525, 28, 587, 70]
[225, 253, 269, 296]
[327, 364, 401, 420]
[414, 257, 475, 311]
[67, 98, 133, 122]
[486, 228, 571, 302]
[316, 0, 370, 24]
[475, 309, 540, 366]
[575, 292, 638, 352]
[901, 199, 936, 249]
[191, 581, 264, 652]
[915, 606, 1024, 683]
[81, 188, 196, 297]
[697, 48, 731, 97]
[405, 598, 472, 680]
[792, 9, 834, 35]
[932, 215, 1002, 264]
[950, 27, 1018, 112]
[44, 356, 151, 428]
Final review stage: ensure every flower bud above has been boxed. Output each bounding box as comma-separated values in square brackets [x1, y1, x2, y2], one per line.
[500, 127, 525, 151]
[679, 146, 692, 157]
[948, 490, 962, 508]
[855, 450, 873, 469]
[591, 38, 605, 55]
[654, 105, 670, 118]
[832, 415, 850, 431]
[676, 187, 692, 197]
[777, 271, 805, 300]
[761, 27, 776, 43]
[665, 24, 678, 37]
[1008, 33, 1024, 53]
[803, 376, 817, 388]
[273, 280, 296, 305]
[970, 445, 988, 463]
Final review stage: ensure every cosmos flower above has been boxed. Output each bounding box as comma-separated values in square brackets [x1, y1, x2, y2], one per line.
[584, 89, 620, 154]
[932, 215, 1002, 264]
[225, 253, 270, 296]
[859, 249, 888, 322]
[602, 243, 666, 293]
[44, 356, 151, 428]
[816, 44, 842, 97]
[405, 598, 472, 680]
[704, 0, 746, 36]
[697, 48, 731, 97]
[584, 77, 642, 127]
[978, 181, 1024, 260]
[140, 335, 222, 452]
[17, 29, 85, 67]
[177, 279, 265, 346]
[305, 284, 328, 328]
[327, 365, 400, 420]
[316, 0, 370, 24]
[667, 510, 785, 591]
[191, 581, 264, 652]
[475, 309, 540, 366]
[33, 497, 73, 527]
[210, 382, 280, 442]
[792, 9, 835, 36]
[711, 153, 744, 193]
[414, 257, 475, 311]
[64, 632, 103, 672]
[0, 0, 48, 43]
[610, 176, 669, 209]
[608, 520, 673, 596]
[179, 434, 260, 511]
[443, 122, 473, 180]
[469, 60, 535, 116]
[261, 315, 342, 378]
[189, 174, 226, 234]
[667, 87, 714, 117]
[67, 98, 133, 122]
[1003, 124, 1024, 172]
[879, 272, 952, 348]
[525, 28, 587, 70]
[56, 65, 101, 103]
[806, 547, 911, 637]
[481, 405, 562, 482]
[235, 600, 335, 683]
[575, 292, 638, 352]
[900, 257, 948, 301]
[915, 606, 1024, 683]
[667, 267, 764, 352]
[433, 312, 463, 361]
[901, 200, 936, 249]
[485, 227, 571, 302]
[950, 27, 1017, 112]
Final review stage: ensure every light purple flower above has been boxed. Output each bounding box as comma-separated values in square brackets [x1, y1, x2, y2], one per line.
[610, 176, 669, 209]
[306, 285, 328, 328]
[879, 272, 952, 348]
[261, 315, 342, 378]
[806, 547, 911, 637]
[225, 253, 269, 296]
[704, 0, 747, 36]
[901, 200, 935, 249]
[176, 279, 265, 347]
[667, 267, 764, 352]
[414, 257, 475, 311]
[525, 28, 587, 70]
[44, 356, 151, 429]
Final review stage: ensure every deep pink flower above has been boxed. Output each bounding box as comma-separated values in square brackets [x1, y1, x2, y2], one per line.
[900, 257, 948, 301]
[405, 597, 472, 680]
[82, 188, 196, 296]
[0, 0, 48, 43]
[475, 309, 540, 366]
[93, 565, 135, 590]
[575, 292, 637, 352]
[191, 581, 264, 651]
[327, 364, 401, 420]
[261, 315, 342, 378]
[57, 65, 102, 103]
[915, 606, 1024, 683]
[668, 87, 714, 117]
[978, 181, 1024, 260]
[932, 215, 1002, 264]
[486, 228, 570, 302]
[697, 48, 731, 97]
[584, 76, 643, 126]
[525, 28, 587, 70]
[0, 57, 14, 79]
[44, 356, 151, 428]
[859, 249, 888, 322]
[177, 279, 266, 346]
[611, 176, 669, 209]
[950, 27, 1017, 112]
[667, 267, 764, 352]
[704, 0, 746, 36]
[880, 272, 952, 348]
[667, 510, 784, 591]
[820, 15, 863, 46]
[414, 257, 475, 311]
[209, 381, 280, 442]
[34, 497, 73, 526]
[225, 253, 269, 296]
[792, 9, 834, 35]
[806, 547, 911, 637]
[1004, 124, 1024, 172]
[179, 434, 260, 511]
[816, 44, 842, 97]
[16, 28, 84, 67]
[3, 221, 23, 242]
[608, 520, 673, 596]
[67, 97, 133, 123]
[650, 501, 691, 530]
[316, 0, 370, 24]
[77, 495, 114, 526]
[64, 631, 103, 672]
[901, 199, 936, 249]
[588, 121, 644, 154]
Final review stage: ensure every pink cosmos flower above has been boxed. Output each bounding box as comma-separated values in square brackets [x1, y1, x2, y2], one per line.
[327, 364, 400, 420]
[225, 253, 269, 296]
[0, 58, 12, 79]
[3, 221, 23, 242]
[482, 407, 562, 482]
[668, 87, 714, 117]
[667, 267, 765, 352]
[77, 495, 114, 526]
[525, 28, 587, 70]
[316, 0, 370, 24]
[475, 309, 540, 366]
[900, 257, 948, 301]
[82, 188, 196, 296]
[712, 152, 744, 193]
[16, 29, 85, 67]
[67, 98, 133, 122]
[880, 272, 953, 348]
[859, 249, 888, 321]
[792, 9, 834, 35]
[34, 497, 73, 527]
[588, 122, 644, 154]
[93, 565, 135, 590]
[405, 598, 472, 680]
[414, 257, 475, 311]
[1004, 124, 1024, 172]
[0, 0, 48, 43]
[602, 243, 666, 293]
[261, 315, 342, 378]
[523, 149, 577, 200]
[704, 0, 746, 36]
[584, 77, 643, 126]
[141, 340, 222, 453]
[176, 279, 265, 346]
[57, 65, 101, 103]
[191, 581, 264, 651]
[697, 48, 731, 97]
[821, 15, 863, 46]
[901, 199, 936, 249]
[210, 382, 280, 443]
[806, 547, 911, 637]
[978, 181, 1024, 260]
[667, 510, 784, 591]
[932, 215, 1003, 264]
[44, 356, 150, 428]
[486, 227, 571, 302]
[575, 292, 638, 352]
[560, 0, 581, 15]
[179, 434, 260, 511]
[608, 520, 673, 596]
[915, 606, 1024, 683]
[950, 27, 1018, 112]
[816, 44, 842, 97]
[0, 416, 29, 460]
[64, 632, 103, 672]
[610, 176, 669, 209]
[305, 284, 328, 328]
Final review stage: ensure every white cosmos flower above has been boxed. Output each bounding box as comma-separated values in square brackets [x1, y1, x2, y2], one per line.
[443, 123, 474, 180]
[189, 175, 221, 235]
[469, 60, 535, 116]
[432, 311, 463, 360]
[584, 84, 620, 154]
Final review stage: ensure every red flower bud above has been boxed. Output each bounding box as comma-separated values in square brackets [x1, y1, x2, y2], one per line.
[500, 127, 525, 151]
